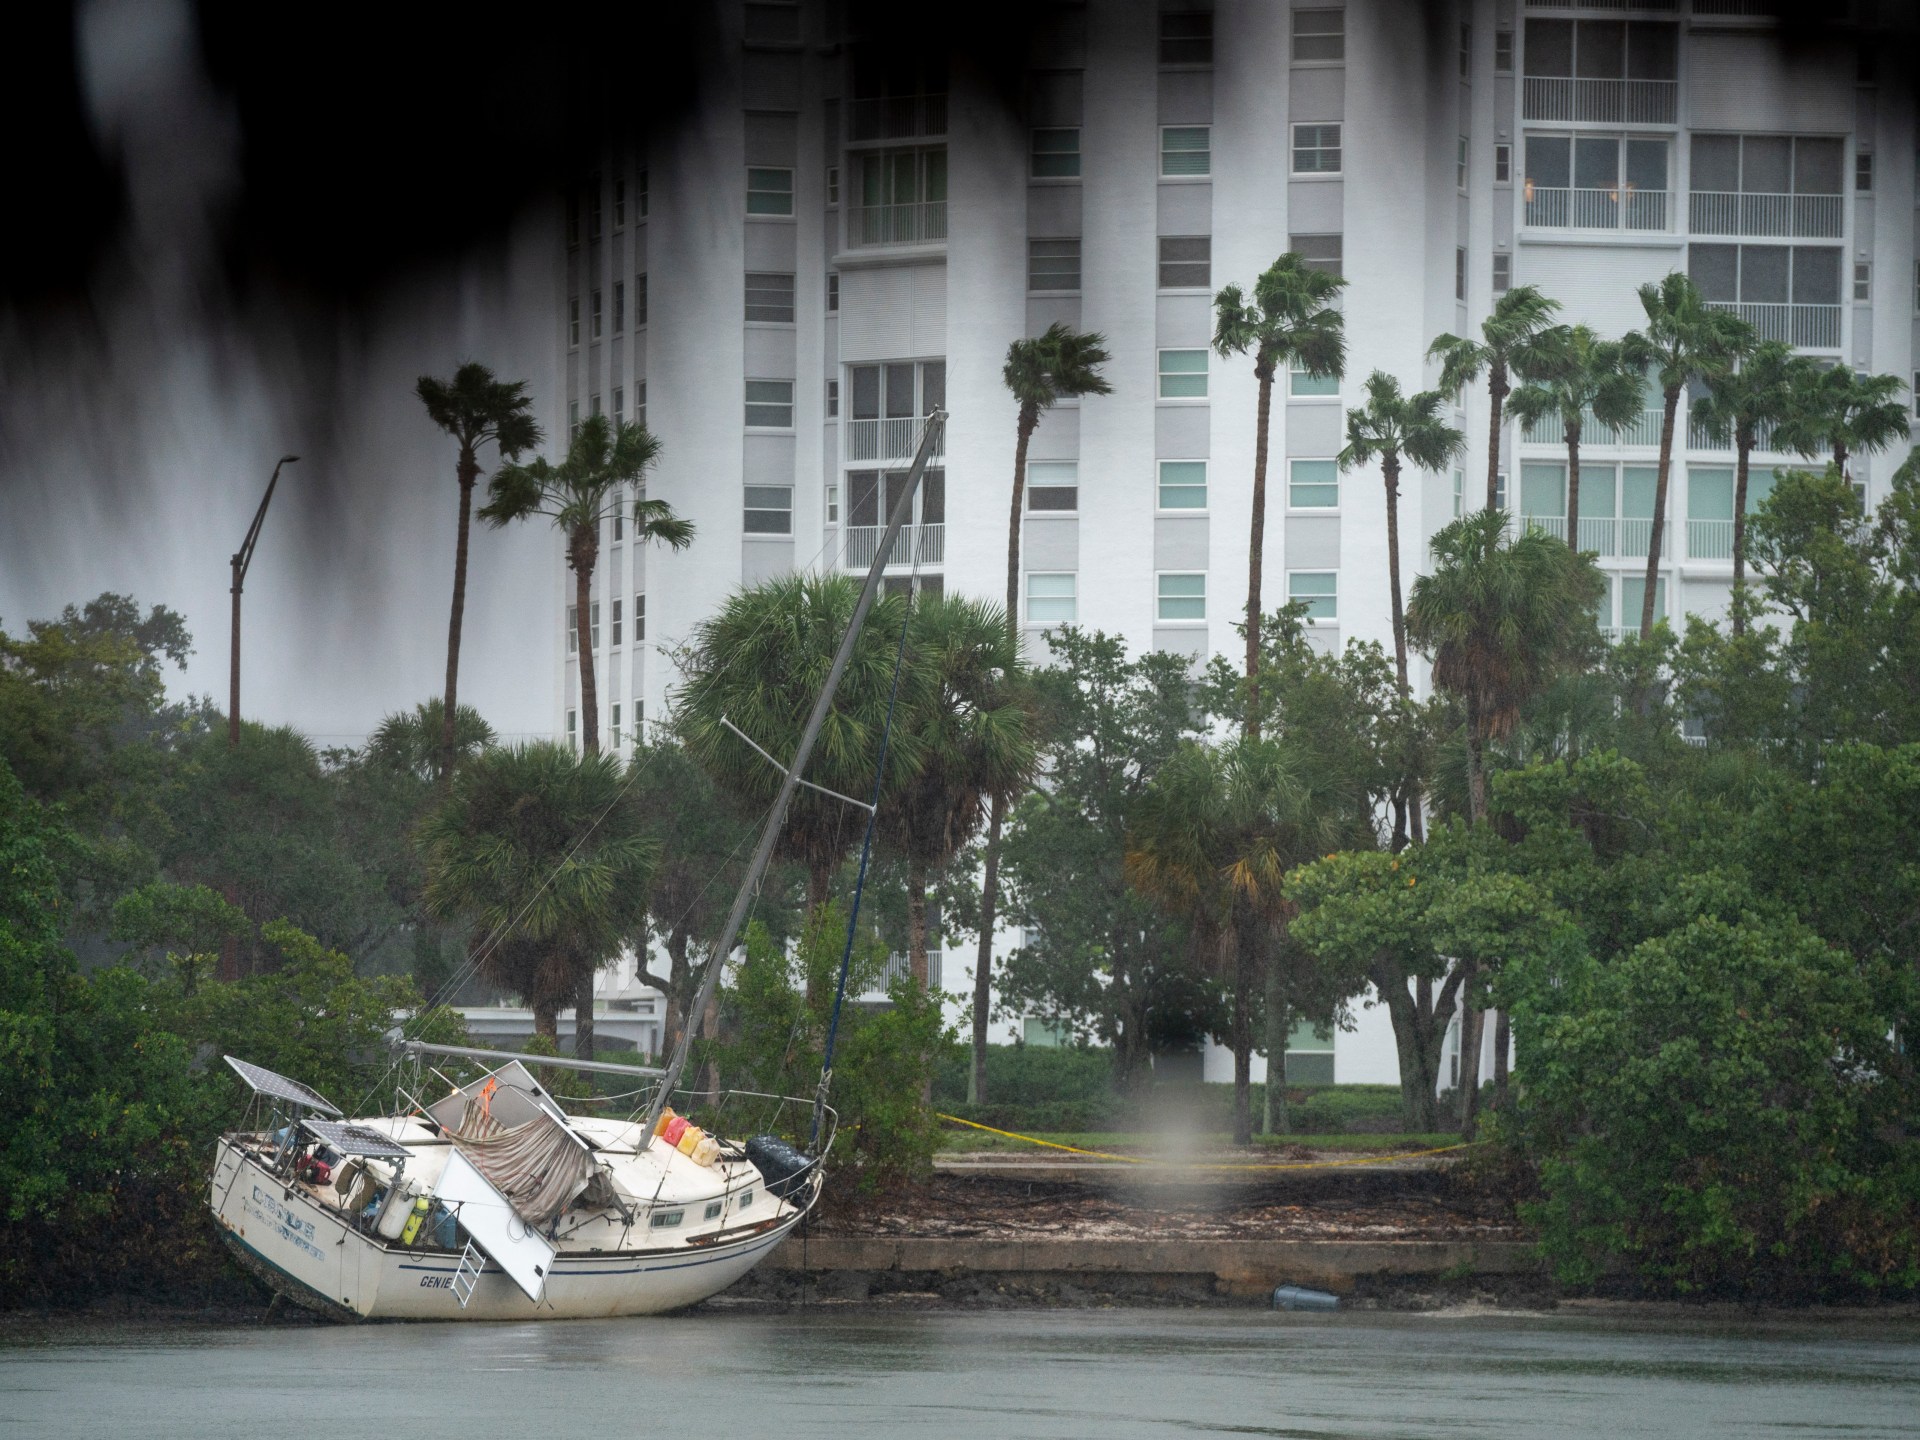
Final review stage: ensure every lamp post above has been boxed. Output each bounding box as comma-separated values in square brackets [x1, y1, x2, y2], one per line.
[229, 455, 299, 747]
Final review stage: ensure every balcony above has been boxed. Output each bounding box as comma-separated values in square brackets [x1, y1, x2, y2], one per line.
[846, 93, 948, 143]
[847, 200, 947, 248]
[1516, 515, 1655, 557]
[1524, 186, 1670, 231]
[845, 416, 945, 464]
[1686, 417, 1788, 453]
[1687, 518, 1735, 561]
[1522, 408, 1663, 447]
[870, 949, 942, 992]
[1618, 517, 1669, 558]
[1704, 300, 1842, 349]
[1522, 77, 1677, 126]
[1688, 191, 1843, 239]
[843, 523, 945, 571]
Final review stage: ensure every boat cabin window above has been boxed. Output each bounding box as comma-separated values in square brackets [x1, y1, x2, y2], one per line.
[704, 1201, 723, 1220]
[650, 1209, 684, 1228]
[737, 1190, 754, 1209]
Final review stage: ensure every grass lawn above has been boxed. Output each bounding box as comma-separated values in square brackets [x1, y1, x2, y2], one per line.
[935, 1126, 1461, 1156]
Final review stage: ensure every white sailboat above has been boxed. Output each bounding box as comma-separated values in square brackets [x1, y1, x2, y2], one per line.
[208, 410, 945, 1322]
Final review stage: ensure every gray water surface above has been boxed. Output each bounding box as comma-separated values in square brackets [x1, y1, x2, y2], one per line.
[4, 1307, 1917, 1438]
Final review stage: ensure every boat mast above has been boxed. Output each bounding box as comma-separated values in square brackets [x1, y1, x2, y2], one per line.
[641, 409, 947, 1139]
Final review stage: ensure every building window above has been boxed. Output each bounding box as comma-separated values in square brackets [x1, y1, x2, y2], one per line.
[1526, 134, 1671, 230]
[1292, 123, 1341, 175]
[1290, 359, 1339, 398]
[568, 296, 580, 346]
[1027, 572, 1077, 624]
[1157, 349, 1208, 399]
[568, 400, 580, 439]
[825, 482, 840, 523]
[745, 380, 794, 427]
[1031, 128, 1081, 178]
[1159, 9, 1213, 65]
[638, 169, 649, 218]
[613, 177, 626, 229]
[1493, 252, 1512, 293]
[1690, 243, 1843, 345]
[744, 485, 793, 534]
[827, 165, 840, 205]
[635, 594, 646, 642]
[1912, 371, 1919, 420]
[590, 289, 603, 340]
[635, 273, 650, 326]
[1029, 237, 1082, 292]
[612, 281, 625, 333]
[1027, 461, 1079, 512]
[1855, 150, 1873, 193]
[588, 177, 602, 237]
[1853, 262, 1870, 301]
[745, 272, 796, 323]
[1457, 137, 1469, 191]
[1161, 126, 1211, 177]
[1158, 236, 1211, 289]
[1289, 571, 1338, 622]
[1452, 469, 1464, 519]
[747, 167, 794, 216]
[611, 597, 624, 646]
[565, 708, 577, 748]
[565, 605, 578, 653]
[590, 602, 601, 649]
[827, 272, 840, 311]
[853, 146, 948, 245]
[1494, 143, 1511, 184]
[826, 379, 839, 418]
[610, 701, 622, 749]
[1495, 29, 1513, 74]
[1292, 8, 1343, 63]
[1522, 20, 1679, 124]
[1288, 459, 1339, 510]
[1158, 460, 1207, 510]
[1156, 573, 1207, 622]
[613, 387, 625, 426]
[1290, 233, 1342, 279]
[1456, 248, 1467, 300]
[636, 381, 647, 430]
[590, 393, 602, 418]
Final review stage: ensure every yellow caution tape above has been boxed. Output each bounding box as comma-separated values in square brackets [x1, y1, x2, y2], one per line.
[935, 1112, 1482, 1171]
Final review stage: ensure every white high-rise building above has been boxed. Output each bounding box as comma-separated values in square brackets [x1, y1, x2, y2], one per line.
[554, 0, 1917, 1083]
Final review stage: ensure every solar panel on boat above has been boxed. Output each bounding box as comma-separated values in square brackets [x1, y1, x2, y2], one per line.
[223, 1055, 342, 1116]
[301, 1118, 413, 1160]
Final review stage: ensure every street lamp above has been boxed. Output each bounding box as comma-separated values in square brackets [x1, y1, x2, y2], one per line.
[229, 454, 298, 747]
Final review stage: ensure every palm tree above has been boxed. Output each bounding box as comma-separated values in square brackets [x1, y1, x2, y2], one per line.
[365, 698, 496, 781]
[480, 414, 693, 755]
[677, 573, 920, 915]
[1622, 273, 1754, 641]
[1781, 364, 1912, 482]
[1689, 339, 1806, 630]
[1214, 254, 1348, 734]
[881, 595, 1040, 987]
[1427, 286, 1564, 511]
[1337, 373, 1465, 699]
[1126, 737, 1354, 1146]
[1505, 325, 1643, 553]
[415, 364, 540, 787]
[973, 323, 1111, 1099]
[1405, 510, 1603, 1135]
[420, 742, 655, 1059]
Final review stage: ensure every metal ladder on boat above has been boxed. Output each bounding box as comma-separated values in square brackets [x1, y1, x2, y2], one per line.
[450, 1240, 484, 1309]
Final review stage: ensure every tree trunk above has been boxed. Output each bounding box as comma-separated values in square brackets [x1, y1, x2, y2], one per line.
[533, 1002, 559, 1043]
[1384, 456, 1409, 695]
[575, 964, 596, 1062]
[1640, 389, 1679, 640]
[1005, 409, 1036, 626]
[1246, 365, 1275, 739]
[1372, 959, 1462, 1133]
[1465, 711, 1489, 827]
[1458, 977, 1483, 1140]
[1486, 367, 1508, 510]
[1492, 1005, 1511, 1101]
[572, 526, 601, 754]
[1564, 419, 1583, 552]
[696, 987, 720, 1104]
[1731, 430, 1752, 635]
[969, 797, 1002, 1105]
[907, 856, 929, 987]
[1231, 926, 1255, 1148]
[440, 448, 478, 788]
[1834, 440, 1848, 481]
[1262, 953, 1289, 1137]
[806, 860, 833, 916]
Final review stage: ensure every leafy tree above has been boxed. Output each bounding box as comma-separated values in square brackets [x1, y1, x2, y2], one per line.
[1338, 372, 1465, 701]
[415, 364, 540, 785]
[483, 412, 693, 755]
[365, 698, 497, 780]
[1505, 324, 1644, 556]
[1780, 364, 1912, 481]
[1213, 253, 1347, 733]
[1428, 285, 1564, 510]
[1126, 736, 1360, 1143]
[1686, 339, 1807, 626]
[1621, 274, 1753, 640]
[420, 742, 655, 1057]
[975, 322, 1112, 1104]
[880, 594, 1038, 987]
[677, 573, 919, 916]
[108, 881, 251, 991]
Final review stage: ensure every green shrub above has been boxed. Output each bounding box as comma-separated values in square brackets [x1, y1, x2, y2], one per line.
[931, 1042, 1115, 1109]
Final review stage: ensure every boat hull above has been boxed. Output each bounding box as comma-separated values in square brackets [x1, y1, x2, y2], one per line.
[210, 1139, 806, 1322]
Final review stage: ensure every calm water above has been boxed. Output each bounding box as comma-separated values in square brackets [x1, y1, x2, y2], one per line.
[4, 1307, 1917, 1438]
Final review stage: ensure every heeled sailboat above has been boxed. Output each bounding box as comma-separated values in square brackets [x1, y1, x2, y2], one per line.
[206, 411, 945, 1322]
